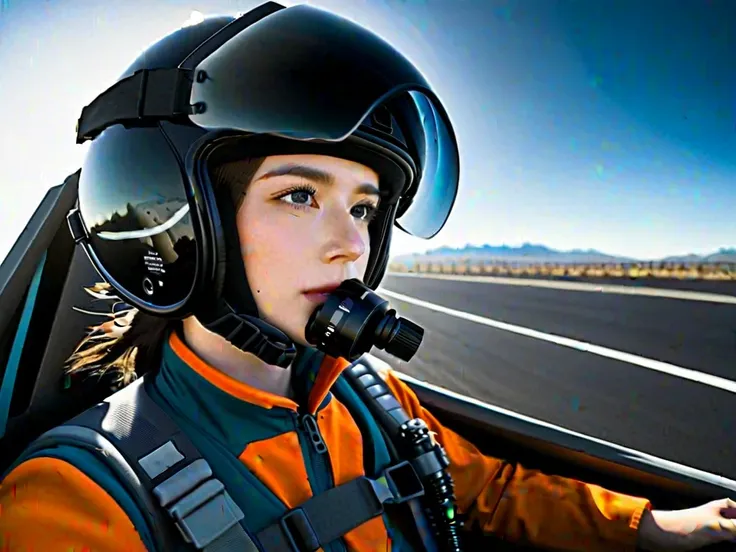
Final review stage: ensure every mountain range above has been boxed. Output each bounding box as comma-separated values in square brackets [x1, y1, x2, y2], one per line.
[390, 243, 736, 265]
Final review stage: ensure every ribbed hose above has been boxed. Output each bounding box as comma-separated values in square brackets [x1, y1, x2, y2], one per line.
[398, 418, 464, 552]
[420, 469, 463, 551]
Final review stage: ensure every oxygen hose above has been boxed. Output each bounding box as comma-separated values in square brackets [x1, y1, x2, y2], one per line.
[305, 278, 464, 551]
[396, 417, 464, 552]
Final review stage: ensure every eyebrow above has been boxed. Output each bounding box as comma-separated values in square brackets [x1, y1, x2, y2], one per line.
[257, 163, 381, 197]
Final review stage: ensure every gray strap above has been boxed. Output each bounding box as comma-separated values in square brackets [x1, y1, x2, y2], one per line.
[152, 457, 258, 551]
[29, 377, 259, 551]
[257, 461, 424, 552]
[22, 424, 178, 552]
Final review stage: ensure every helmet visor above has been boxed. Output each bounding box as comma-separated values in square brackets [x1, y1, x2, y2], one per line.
[188, 4, 459, 238]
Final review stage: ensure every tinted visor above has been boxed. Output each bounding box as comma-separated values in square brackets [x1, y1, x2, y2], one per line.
[188, 4, 459, 238]
[393, 92, 459, 238]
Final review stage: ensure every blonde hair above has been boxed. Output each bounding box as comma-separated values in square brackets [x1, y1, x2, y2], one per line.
[64, 156, 265, 385]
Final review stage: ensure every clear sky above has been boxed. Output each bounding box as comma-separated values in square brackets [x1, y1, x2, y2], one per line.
[1, 0, 734, 263]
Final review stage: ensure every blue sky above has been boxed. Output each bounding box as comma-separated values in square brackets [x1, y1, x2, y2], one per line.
[0, 0, 733, 262]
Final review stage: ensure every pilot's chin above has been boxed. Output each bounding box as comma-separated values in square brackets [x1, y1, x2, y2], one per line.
[276, 321, 310, 350]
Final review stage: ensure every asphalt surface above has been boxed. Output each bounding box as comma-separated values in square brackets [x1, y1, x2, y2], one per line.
[375, 273, 736, 481]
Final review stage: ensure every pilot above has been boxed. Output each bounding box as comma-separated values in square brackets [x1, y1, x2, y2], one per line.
[1, 4, 734, 551]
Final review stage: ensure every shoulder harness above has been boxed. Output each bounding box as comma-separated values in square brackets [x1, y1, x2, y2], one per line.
[17, 354, 463, 551]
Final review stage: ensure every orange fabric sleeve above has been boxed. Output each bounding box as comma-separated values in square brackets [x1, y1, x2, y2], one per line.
[381, 370, 652, 552]
[0, 456, 148, 552]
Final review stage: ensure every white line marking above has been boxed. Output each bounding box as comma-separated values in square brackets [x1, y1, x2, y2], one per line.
[385, 272, 736, 305]
[377, 287, 736, 394]
[393, 370, 736, 492]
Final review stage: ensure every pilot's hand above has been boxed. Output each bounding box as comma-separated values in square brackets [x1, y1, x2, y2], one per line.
[637, 497, 736, 551]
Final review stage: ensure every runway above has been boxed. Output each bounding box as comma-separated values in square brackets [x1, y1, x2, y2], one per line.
[375, 273, 736, 480]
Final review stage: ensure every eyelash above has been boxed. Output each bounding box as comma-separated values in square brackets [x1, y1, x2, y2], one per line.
[276, 183, 380, 223]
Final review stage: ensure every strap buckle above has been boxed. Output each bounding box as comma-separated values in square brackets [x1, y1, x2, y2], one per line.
[383, 460, 425, 504]
[279, 508, 320, 552]
[170, 479, 244, 548]
[153, 459, 245, 549]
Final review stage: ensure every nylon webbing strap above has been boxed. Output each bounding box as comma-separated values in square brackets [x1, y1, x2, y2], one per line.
[31, 377, 258, 551]
[76, 67, 193, 143]
[256, 461, 424, 552]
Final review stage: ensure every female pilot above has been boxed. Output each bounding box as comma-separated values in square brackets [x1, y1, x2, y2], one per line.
[1, 3, 734, 551]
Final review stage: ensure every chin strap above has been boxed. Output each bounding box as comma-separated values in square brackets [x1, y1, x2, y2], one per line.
[197, 299, 297, 368]
[194, 177, 298, 368]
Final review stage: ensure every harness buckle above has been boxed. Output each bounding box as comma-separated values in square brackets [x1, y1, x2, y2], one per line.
[384, 460, 425, 504]
[152, 459, 245, 550]
[279, 508, 320, 552]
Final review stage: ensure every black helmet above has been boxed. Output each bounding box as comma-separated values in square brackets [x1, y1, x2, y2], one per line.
[67, 2, 460, 367]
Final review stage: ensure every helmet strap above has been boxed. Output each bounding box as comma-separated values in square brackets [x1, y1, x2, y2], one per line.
[195, 183, 297, 368]
[363, 203, 396, 289]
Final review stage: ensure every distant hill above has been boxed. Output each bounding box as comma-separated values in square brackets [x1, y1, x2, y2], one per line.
[664, 248, 736, 263]
[390, 243, 736, 266]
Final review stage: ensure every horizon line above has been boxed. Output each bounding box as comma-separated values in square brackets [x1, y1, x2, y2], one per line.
[390, 242, 736, 262]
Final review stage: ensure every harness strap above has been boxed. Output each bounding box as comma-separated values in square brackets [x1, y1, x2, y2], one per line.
[19, 353, 451, 551]
[257, 460, 424, 551]
[26, 377, 259, 551]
